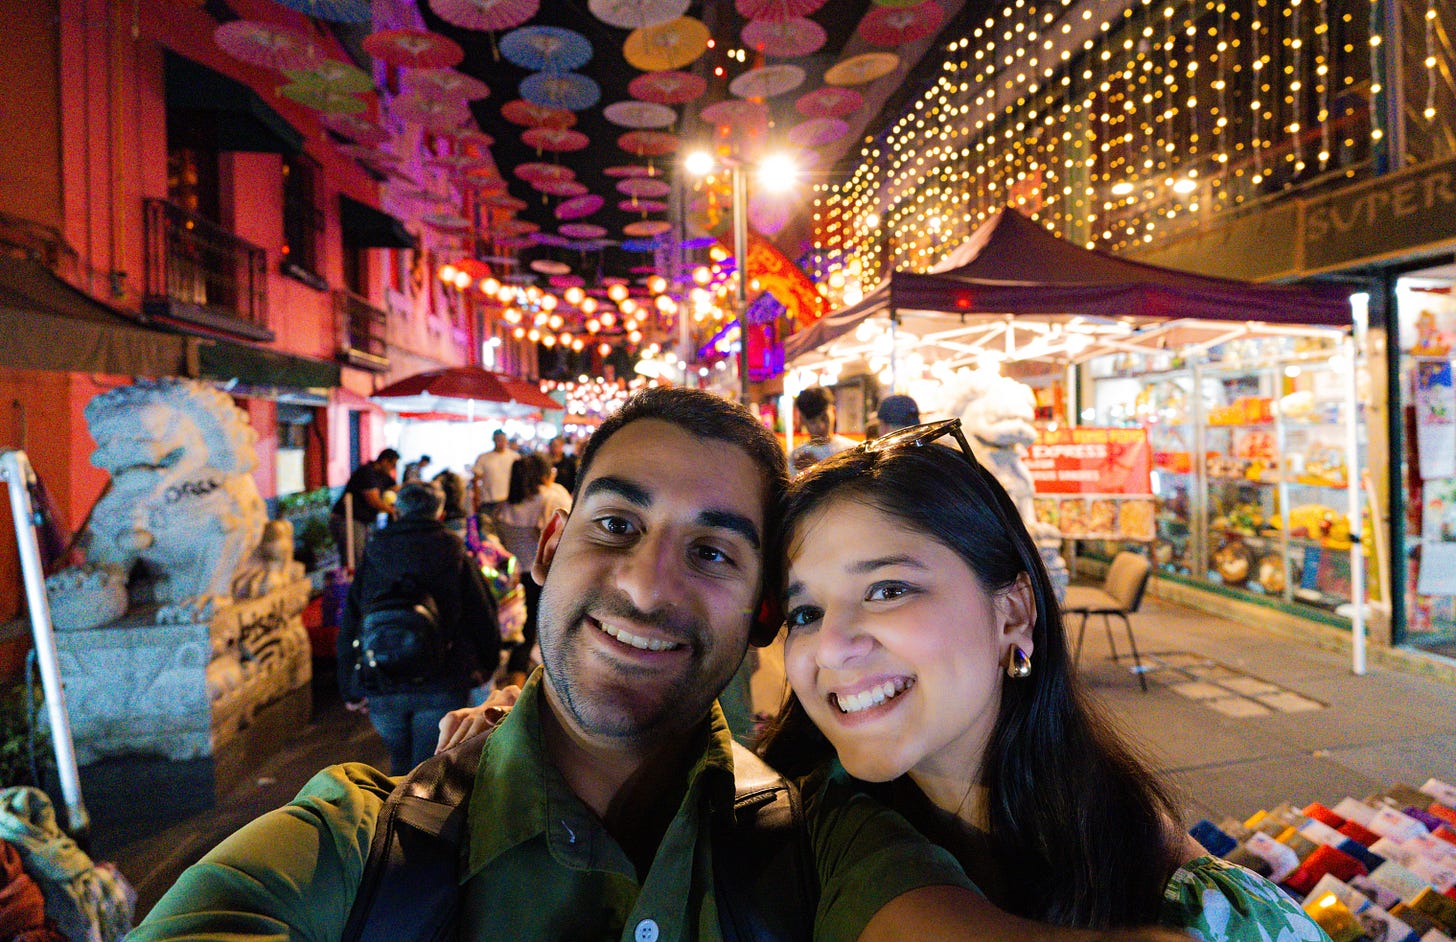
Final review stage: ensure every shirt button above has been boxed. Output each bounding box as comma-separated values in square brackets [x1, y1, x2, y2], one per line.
[634, 919, 659, 942]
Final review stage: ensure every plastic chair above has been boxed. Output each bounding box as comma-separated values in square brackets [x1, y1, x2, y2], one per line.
[1063, 551, 1153, 692]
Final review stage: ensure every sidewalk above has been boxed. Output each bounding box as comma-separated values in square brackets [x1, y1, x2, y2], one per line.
[102, 597, 1456, 922]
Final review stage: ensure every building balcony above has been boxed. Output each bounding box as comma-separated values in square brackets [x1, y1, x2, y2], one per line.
[143, 198, 271, 341]
[334, 289, 389, 372]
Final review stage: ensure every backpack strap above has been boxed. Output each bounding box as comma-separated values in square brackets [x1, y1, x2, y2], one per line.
[713, 741, 816, 942]
[340, 726, 492, 942]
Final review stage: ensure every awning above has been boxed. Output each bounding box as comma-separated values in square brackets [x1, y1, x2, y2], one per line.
[164, 51, 304, 155]
[340, 195, 415, 250]
[0, 255, 198, 377]
[199, 339, 340, 389]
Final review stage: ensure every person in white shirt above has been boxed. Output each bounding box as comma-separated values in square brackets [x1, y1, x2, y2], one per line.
[471, 429, 518, 509]
[789, 386, 856, 475]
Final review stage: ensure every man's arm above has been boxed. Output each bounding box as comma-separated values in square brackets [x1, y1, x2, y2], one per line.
[859, 888, 1193, 942]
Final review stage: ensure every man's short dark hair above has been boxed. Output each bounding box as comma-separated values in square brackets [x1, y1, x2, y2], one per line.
[419, 454, 432, 463]
[574, 387, 789, 645]
[395, 481, 443, 520]
[377, 448, 400, 464]
[876, 394, 920, 431]
[794, 387, 833, 422]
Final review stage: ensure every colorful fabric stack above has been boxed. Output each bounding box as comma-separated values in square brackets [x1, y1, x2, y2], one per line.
[1190, 778, 1456, 942]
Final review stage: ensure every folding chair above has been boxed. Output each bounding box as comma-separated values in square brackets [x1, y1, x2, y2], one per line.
[1063, 551, 1154, 692]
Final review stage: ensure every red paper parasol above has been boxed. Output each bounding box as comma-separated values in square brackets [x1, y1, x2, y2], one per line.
[628, 70, 706, 105]
[500, 99, 577, 128]
[215, 21, 319, 72]
[403, 69, 491, 101]
[536, 179, 589, 197]
[741, 17, 826, 58]
[556, 194, 605, 219]
[603, 100, 677, 129]
[622, 17, 710, 71]
[549, 274, 586, 288]
[522, 126, 591, 152]
[604, 164, 659, 177]
[617, 130, 680, 157]
[795, 86, 863, 119]
[734, 0, 827, 22]
[617, 177, 671, 199]
[363, 29, 465, 69]
[787, 117, 850, 148]
[429, 0, 539, 32]
[445, 128, 497, 148]
[729, 64, 805, 99]
[699, 99, 770, 132]
[619, 198, 667, 213]
[588, 0, 690, 29]
[623, 220, 672, 237]
[482, 193, 529, 210]
[322, 113, 390, 144]
[560, 222, 608, 238]
[391, 93, 471, 131]
[823, 51, 900, 86]
[858, 1, 944, 47]
[515, 162, 574, 182]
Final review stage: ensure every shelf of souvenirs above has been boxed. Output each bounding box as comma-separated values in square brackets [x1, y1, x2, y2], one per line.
[1211, 528, 1358, 552]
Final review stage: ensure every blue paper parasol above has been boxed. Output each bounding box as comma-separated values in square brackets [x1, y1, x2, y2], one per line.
[268, 0, 373, 23]
[500, 26, 593, 72]
[520, 71, 601, 111]
[622, 236, 668, 252]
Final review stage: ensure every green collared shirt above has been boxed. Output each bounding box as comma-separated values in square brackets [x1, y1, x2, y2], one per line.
[134, 674, 970, 942]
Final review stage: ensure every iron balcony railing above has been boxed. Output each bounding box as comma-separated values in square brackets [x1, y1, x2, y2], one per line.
[334, 289, 389, 372]
[143, 198, 269, 339]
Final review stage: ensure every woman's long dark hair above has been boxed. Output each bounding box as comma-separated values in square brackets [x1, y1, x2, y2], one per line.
[505, 453, 550, 505]
[759, 441, 1180, 928]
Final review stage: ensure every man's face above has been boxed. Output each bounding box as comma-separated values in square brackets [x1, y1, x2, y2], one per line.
[549, 439, 564, 459]
[532, 419, 768, 745]
[493, 431, 507, 451]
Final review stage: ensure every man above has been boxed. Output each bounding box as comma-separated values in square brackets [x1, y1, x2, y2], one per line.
[547, 435, 578, 494]
[789, 386, 856, 475]
[401, 453, 431, 483]
[329, 448, 399, 570]
[876, 394, 921, 435]
[336, 481, 499, 773]
[130, 388, 984, 942]
[471, 429, 518, 510]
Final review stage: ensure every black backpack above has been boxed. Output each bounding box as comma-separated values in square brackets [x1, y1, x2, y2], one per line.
[341, 726, 814, 942]
[355, 574, 444, 692]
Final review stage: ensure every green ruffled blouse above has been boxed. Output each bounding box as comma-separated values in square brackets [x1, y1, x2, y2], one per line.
[1160, 855, 1333, 942]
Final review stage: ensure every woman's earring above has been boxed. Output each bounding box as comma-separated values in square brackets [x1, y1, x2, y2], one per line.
[1006, 646, 1032, 679]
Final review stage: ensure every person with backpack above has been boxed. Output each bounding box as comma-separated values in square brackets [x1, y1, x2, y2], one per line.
[336, 480, 499, 773]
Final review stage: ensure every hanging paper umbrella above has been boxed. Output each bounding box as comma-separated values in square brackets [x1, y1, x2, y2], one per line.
[795, 85, 863, 119]
[604, 164, 658, 178]
[623, 17, 710, 72]
[787, 117, 850, 148]
[403, 69, 491, 101]
[556, 194, 605, 219]
[501, 26, 594, 72]
[268, 0, 372, 23]
[729, 64, 805, 99]
[734, 0, 826, 22]
[549, 274, 586, 288]
[430, 151, 495, 172]
[823, 51, 901, 86]
[483, 193, 530, 211]
[859, 0, 944, 46]
[624, 220, 672, 237]
[430, 0, 539, 31]
[515, 162, 574, 182]
[560, 222, 608, 239]
[536, 179, 590, 197]
[424, 212, 473, 231]
[530, 259, 572, 275]
[521, 126, 591, 152]
[278, 82, 367, 114]
[520, 72, 601, 112]
[363, 29, 465, 69]
[623, 238, 667, 253]
[445, 128, 497, 149]
[589, 0, 689, 29]
[322, 113, 390, 145]
[471, 178, 509, 196]
[284, 59, 373, 94]
[617, 130, 679, 157]
[741, 17, 826, 58]
[498, 219, 541, 236]
[215, 21, 320, 72]
[628, 70, 706, 105]
[391, 93, 472, 131]
[873, 0, 926, 6]
[619, 198, 667, 213]
[533, 233, 573, 248]
[699, 99, 770, 132]
[681, 236, 716, 250]
[393, 184, 449, 204]
[603, 100, 676, 129]
[500, 99, 577, 128]
[618, 177, 671, 199]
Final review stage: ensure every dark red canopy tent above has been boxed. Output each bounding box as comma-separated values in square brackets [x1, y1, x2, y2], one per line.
[787, 208, 1354, 361]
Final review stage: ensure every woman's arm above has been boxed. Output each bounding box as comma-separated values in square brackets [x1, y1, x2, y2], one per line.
[860, 887, 1193, 942]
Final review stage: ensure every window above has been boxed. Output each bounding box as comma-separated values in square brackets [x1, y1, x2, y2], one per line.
[166, 136, 219, 223]
[282, 153, 323, 281]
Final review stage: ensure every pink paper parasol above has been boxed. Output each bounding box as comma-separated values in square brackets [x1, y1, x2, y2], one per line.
[588, 0, 690, 29]
[363, 29, 465, 69]
[556, 194, 605, 219]
[500, 99, 577, 128]
[515, 162, 574, 182]
[823, 51, 900, 86]
[604, 164, 659, 177]
[699, 99, 770, 132]
[391, 93, 472, 131]
[521, 126, 591, 152]
[322, 113, 390, 144]
[549, 274, 585, 288]
[786, 117, 850, 148]
[429, 0, 539, 32]
[795, 86, 863, 119]
[729, 64, 805, 99]
[530, 259, 572, 275]
[617, 177, 671, 199]
[603, 100, 677, 129]
[423, 212, 473, 231]
[619, 198, 667, 213]
[617, 130, 679, 157]
[403, 69, 491, 101]
[482, 193, 529, 210]
[623, 220, 672, 237]
[536, 179, 589, 197]
[741, 17, 826, 58]
[215, 21, 320, 72]
[628, 70, 706, 105]
[858, 1, 944, 47]
[560, 222, 608, 238]
[734, 0, 827, 22]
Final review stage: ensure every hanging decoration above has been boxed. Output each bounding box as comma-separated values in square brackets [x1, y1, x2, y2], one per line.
[857, 1, 944, 47]
[617, 130, 680, 157]
[729, 64, 806, 99]
[622, 17, 710, 71]
[402, 69, 491, 101]
[500, 99, 577, 128]
[429, 0, 539, 32]
[617, 177, 671, 199]
[390, 93, 472, 132]
[362, 29, 465, 69]
[734, 0, 826, 22]
[284, 59, 373, 93]
[214, 21, 320, 72]
[628, 70, 707, 104]
[278, 82, 367, 114]
[519, 72, 602, 111]
[823, 52, 900, 86]
[588, 0, 690, 29]
[521, 126, 591, 152]
[795, 86, 862, 119]
[603, 100, 677, 129]
[741, 17, 826, 58]
[500, 25, 594, 72]
[556, 194, 605, 219]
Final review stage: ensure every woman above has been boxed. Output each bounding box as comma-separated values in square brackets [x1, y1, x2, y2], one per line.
[492, 452, 571, 687]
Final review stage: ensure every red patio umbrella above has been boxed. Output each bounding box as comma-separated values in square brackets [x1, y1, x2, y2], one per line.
[373, 367, 560, 416]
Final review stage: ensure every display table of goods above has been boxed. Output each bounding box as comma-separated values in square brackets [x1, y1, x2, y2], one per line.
[1189, 778, 1456, 942]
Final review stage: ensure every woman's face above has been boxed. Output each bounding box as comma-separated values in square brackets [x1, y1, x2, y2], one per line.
[782, 496, 1034, 787]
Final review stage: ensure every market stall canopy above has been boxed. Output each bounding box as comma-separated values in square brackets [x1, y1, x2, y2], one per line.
[787, 208, 1356, 363]
[372, 366, 561, 417]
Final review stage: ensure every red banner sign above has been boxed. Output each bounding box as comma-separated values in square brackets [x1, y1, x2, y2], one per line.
[1027, 427, 1153, 496]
